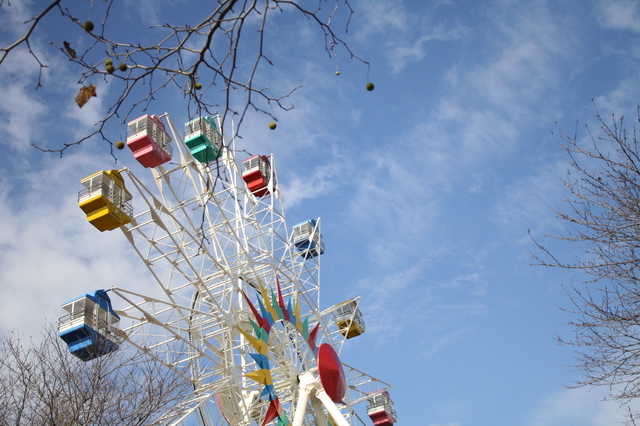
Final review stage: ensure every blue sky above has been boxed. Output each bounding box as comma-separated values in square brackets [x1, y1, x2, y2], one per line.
[2, 0, 640, 425]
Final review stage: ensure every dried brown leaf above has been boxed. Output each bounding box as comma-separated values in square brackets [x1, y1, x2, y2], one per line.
[75, 84, 97, 108]
[63, 41, 76, 59]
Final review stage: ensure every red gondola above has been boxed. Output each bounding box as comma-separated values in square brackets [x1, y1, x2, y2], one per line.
[367, 391, 397, 426]
[242, 155, 272, 197]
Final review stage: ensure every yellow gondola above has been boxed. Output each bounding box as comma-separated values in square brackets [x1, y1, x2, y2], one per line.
[334, 299, 365, 339]
[78, 170, 133, 232]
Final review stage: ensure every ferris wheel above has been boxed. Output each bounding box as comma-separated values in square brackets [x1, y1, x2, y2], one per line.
[58, 113, 397, 426]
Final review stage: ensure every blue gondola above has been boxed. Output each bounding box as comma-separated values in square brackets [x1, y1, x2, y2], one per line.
[293, 219, 324, 259]
[58, 289, 122, 361]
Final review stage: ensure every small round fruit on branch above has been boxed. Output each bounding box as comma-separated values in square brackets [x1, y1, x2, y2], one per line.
[115, 141, 125, 150]
[83, 21, 94, 32]
[268, 122, 277, 130]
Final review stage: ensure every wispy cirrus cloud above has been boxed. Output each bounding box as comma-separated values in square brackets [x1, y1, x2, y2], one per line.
[334, 4, 590, 370]
[595, 0, 640, 33]
[527, 386, 640, 426]
[354, 0, 466, 73]
[349, 1, 579, 262]
[0, 0, 36, 38]
[492, 158, 567, 233]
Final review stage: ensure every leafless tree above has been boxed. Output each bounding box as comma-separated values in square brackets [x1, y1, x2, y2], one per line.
[0, 0, 367, 154]
[0, 322, 191, 425]
[531, 103, 640, 422]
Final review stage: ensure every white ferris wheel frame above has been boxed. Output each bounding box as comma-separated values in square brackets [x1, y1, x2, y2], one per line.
[99, 113, 390, 425]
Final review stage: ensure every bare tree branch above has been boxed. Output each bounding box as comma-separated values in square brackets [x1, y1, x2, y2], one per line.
[0, 0, 368, 155]
[0, 322, 191, 425]
[531, 102, 640, 423]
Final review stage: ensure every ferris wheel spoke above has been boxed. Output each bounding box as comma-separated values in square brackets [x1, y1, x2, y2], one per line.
[122, 170, 239, 314]
[111, 289, 227, 368]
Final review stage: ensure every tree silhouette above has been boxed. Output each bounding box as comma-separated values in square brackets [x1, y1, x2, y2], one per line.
[0, 322, 191, 425]
[531, 103, 640, 423]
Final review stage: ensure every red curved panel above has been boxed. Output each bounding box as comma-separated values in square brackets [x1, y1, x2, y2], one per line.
[318, 343, 346, 403]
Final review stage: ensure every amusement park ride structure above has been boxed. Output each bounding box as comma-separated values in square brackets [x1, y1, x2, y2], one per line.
[58, 113, 397, 426]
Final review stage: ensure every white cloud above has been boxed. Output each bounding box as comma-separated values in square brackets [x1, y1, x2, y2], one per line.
[386, 25, 465, 74]
[528, 387, 640, 426]
[0, 152, 155, 338]
[332, 4, 592, 376]
[346, 0, 581, 266]
[0, 1, 113, 153]
[466, 5, 577, 122]
[354, 0, 409, 39]
[0, 48, 48, 152]
[492, 158, 567, 233]
[0, 0, 36, 38]
[356, 260, 429, 335]
[419, 326, 475, 359]
[63, 79, 108, 132]
[123, 0, 189, 26]
[592, 77, 640, 115]
[0, 82, 46, 152]
[595, 0, 640, 33]
[354, 242, 490, 356]
[354, 0, 466, 73]
[344, 2, 576, 260]
[282, 152, 352, 209]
